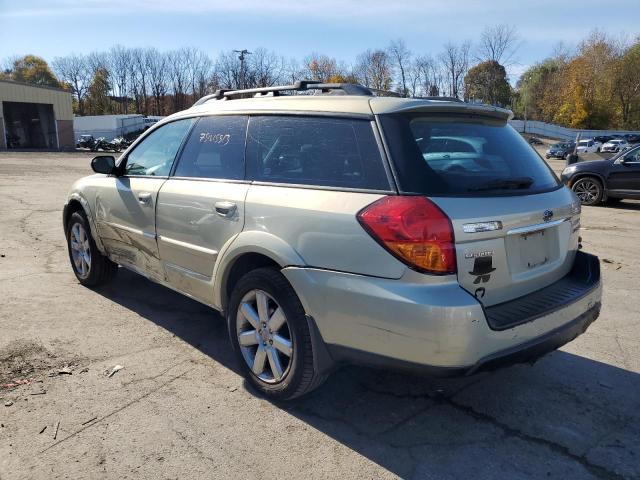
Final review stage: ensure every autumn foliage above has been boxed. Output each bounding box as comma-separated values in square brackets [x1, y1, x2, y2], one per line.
[516, 33, 640, 130]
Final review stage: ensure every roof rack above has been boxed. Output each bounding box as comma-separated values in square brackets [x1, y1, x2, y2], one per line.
[192, 81, 374, 106]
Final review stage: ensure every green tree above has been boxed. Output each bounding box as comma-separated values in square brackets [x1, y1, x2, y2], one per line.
[612, 43, 640, 128]
[464, 60, 511, 107]
[514, 59, 562, 122]
[6, 55, 62, 88]
[87, 68, 112, 115]
[554, 33, 617, 129]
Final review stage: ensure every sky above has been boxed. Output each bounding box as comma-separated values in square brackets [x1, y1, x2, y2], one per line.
[1, 0, 639, 83]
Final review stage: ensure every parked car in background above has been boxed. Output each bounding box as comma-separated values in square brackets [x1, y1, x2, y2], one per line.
[601, 138, 629, 153]
[76, 134, 96, 149]
[593, 135, 614, 144]
[561, 145, 640, 205]
[546, 142, 575, 159]
[623, 134, 640, 144]
[528, 136, 543, 145]
[576, 139, 601, 154]
[62, 82, 601, 400]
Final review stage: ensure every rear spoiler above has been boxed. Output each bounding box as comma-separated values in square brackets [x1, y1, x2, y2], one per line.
[371, 98, 513, 121]
[393, 103, 513, 121]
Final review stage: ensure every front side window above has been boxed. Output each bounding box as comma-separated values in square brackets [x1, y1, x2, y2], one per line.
[624, 146, 640, 163]
[246, 115, 390, 190]
[380, 113, 560, 196]
[124, 118, 195, 176]
[173, 115, 248, 180]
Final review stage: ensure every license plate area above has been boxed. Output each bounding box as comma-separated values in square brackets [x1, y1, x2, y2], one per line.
[506, 227, 560, 274]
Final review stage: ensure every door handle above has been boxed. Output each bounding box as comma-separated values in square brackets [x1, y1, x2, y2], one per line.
[138, 192, 152, 205]
[214, 201, 237, 217]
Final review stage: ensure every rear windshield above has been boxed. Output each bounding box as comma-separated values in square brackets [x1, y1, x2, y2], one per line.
[379, 114, 561, 196]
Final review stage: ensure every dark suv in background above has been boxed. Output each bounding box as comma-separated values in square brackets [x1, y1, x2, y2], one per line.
[546, 142, 575, 159]
[561, 145, 640, 205]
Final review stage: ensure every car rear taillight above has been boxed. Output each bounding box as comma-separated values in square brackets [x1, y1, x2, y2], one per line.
[357, 196, 456, 275]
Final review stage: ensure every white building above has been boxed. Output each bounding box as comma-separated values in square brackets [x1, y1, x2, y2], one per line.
[73, 114, 152, 140]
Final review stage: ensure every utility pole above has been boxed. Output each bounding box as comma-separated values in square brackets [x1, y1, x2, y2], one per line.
[234, 49, 252, 89]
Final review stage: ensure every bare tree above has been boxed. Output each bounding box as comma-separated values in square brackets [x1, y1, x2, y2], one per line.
[181, 47, 212, 104]
[388, 39, 411, 96]
[52, 53, 91, 114]
[215, 50, 243, 89]
[250, 48, 285, 87]
[194, 53, 215, 99]
[108, 45, 132, 113]
[439, 41, 471, 98]
[147, 49, 168, 116]
[477, 24, 520, 66]
[168, 49, 189, 111]
[355, 49, 393, 91]
[408, 55, 442, 97]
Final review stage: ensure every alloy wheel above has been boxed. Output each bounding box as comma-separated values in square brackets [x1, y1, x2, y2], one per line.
[69, 222, 91, 278]
[236, 289, 293, 383]
[573, 179, 599, 204]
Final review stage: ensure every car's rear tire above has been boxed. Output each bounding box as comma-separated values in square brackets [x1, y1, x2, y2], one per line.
[66, 211, 118, 286]
[572, 177, 603, 206]
[227, 267, 326, 401]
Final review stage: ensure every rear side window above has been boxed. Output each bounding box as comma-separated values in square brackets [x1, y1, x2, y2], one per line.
[173, 115, 248, 180]
[379, 114, 560, 196]
[246, 116, 390, 190]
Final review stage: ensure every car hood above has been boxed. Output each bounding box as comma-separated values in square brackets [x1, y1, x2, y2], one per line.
[570, 158, 613, 171]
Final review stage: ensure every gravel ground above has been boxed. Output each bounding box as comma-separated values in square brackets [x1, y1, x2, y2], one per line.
[0, 151, 639, 480]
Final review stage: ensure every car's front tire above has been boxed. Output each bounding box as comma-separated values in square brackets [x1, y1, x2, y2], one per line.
[66, 211, 118, 286]
[227, 267, 326, 401]
[572, 177, 603, 206]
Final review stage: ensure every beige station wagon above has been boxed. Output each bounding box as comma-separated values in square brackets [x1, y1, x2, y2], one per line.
[63, 82, 602, 400]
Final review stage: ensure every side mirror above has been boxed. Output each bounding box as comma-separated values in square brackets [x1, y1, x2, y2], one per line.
[91, 155, 116, 175]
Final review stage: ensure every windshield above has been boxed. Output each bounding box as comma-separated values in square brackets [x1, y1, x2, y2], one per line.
[579, 140, 589, 146]
[379, 113, 560, 196]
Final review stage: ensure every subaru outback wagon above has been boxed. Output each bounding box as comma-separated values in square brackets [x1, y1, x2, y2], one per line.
[63, 81, 602, 400]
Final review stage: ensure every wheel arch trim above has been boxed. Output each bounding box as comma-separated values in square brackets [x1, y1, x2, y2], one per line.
[64, 193, 106, 254]
[570, 172, 606, 186]
[212, 230, 306, 311]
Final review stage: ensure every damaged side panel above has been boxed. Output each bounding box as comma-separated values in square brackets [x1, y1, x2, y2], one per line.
[93, 176, 167, 283]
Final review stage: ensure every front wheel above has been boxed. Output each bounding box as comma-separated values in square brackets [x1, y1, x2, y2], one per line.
[227, 268, 326, 401]
[572, 177, 603, 206]
[66, 211, 118, 286]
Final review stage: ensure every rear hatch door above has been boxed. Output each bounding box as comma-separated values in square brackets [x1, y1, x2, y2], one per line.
[432, 189, 579, 306]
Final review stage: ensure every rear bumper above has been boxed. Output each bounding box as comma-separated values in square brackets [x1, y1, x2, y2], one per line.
[283, 251, 601, 375]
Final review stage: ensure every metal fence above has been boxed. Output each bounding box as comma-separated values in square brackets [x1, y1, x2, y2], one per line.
[509, 119, 640, 140]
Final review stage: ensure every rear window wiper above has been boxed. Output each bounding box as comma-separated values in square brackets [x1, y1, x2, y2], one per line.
[468, 177, 534, 192]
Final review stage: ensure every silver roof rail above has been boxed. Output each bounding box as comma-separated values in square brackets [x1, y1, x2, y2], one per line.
[192, 81, 374, 107]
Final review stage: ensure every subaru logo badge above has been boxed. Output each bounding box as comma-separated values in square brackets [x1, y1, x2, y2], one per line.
[543, 210, 554, 222]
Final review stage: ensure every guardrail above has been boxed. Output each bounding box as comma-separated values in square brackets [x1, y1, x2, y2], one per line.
[509, 119, 640, 140]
